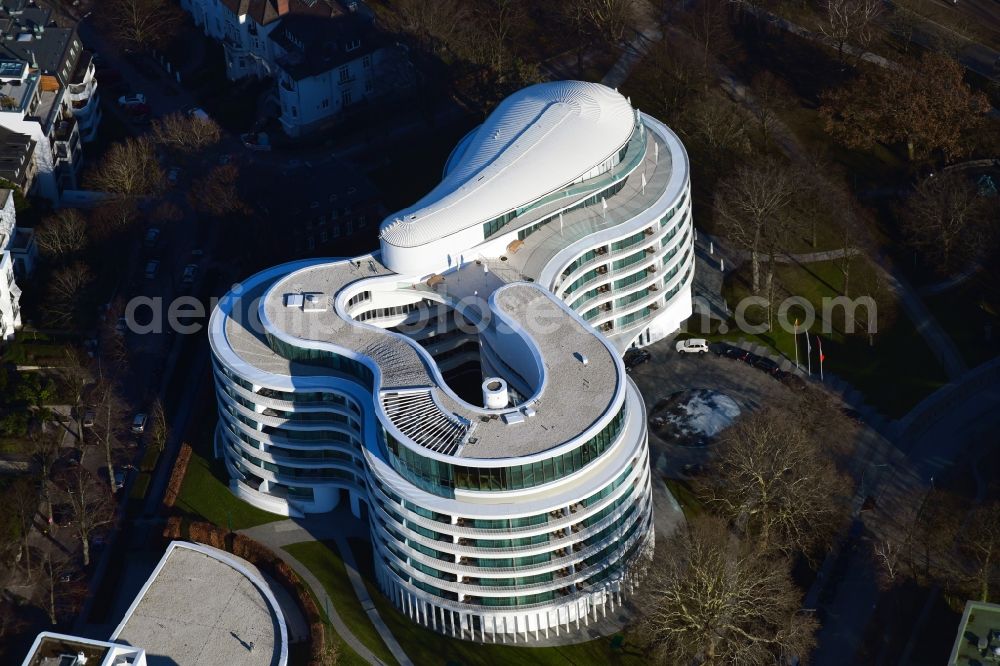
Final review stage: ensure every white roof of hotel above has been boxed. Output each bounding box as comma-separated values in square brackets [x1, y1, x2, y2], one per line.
[380, 81, 636, 249]
[255, 259, 621, 460]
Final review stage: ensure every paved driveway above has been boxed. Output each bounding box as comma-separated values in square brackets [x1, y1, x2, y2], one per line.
[626, 339, 800, 475]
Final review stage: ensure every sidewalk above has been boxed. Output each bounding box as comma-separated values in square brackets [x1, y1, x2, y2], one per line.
[241, 514, 412, 666]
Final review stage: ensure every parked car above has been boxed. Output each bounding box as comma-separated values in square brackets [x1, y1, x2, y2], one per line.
[181, 263, 198, 284]
[780, 372, 808, 391]
[144, 260, 160, 279]
[113, 467, 127, 488]
[118, 93, 146, 106]
[710, 342, 749, 361]
[240, 132, 271, 151]
[52, 503, 73, 527]
[623, 348, 651, 369]
[840, 407, 864, 424]
[167, 167, 181, 185]
[676, 338, 710, 354]
[143, 227, 160, 248]
[750, 355, 782, 376]
[82, 408, 96, 428]
[131, 413, 147, 434]
[186, 107, 211, 122]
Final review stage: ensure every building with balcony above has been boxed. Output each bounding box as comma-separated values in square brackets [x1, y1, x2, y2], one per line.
[0, 188, 32, 341]
[209, 81, 693, 641]
[0, 125, 37, 192]
[0, 1, 98, 202]
[181, 0, 411, 137]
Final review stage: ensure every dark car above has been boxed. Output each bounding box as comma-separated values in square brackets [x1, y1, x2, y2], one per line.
[750, 355, 782, 376]
[780, 372, 808, 391]
[840, 407, 864, 424]
[623, 348, 651, 369]
[710, 342, 749, 361]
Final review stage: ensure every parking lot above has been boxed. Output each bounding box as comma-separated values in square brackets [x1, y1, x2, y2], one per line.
[626, 336, 818, 477]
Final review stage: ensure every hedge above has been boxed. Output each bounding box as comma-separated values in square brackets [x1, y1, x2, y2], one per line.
[161, 442, 192, 511]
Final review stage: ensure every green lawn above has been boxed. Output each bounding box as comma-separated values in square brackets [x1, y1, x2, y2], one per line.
[664, 478, 704, 520]
[283, 541, 399, 666]
[174, 450, 282, 530]
[289, 573, 370, 666]
[346, 538, 648, 666]
[717, 258, 947, 417]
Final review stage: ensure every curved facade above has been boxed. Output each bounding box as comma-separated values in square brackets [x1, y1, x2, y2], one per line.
[208, 81, 693, 641]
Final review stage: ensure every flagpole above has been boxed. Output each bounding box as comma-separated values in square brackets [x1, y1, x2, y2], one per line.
[818, 336, 825, 381]
[793, 319, 800, 372]
[806, 328, 812, 376]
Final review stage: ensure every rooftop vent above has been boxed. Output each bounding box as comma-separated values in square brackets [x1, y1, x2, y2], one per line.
[574, 352, 589, 366]
[501, 411, 524, 425]
[302, 293, 326, 312]
[284, 293, 304, 308]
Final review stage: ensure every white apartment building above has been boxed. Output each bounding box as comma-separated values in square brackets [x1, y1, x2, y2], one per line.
[0, 2, 99, 202]
[181, 0, 410, 137]
[208, 82, 693, 641]
[0, 188, 33, 341]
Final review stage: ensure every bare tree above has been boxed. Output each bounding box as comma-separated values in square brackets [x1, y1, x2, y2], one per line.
[91, 381, 129, 496]
[8, 477, 39, 575]
[42, 262, 93, 328]
[38, 551, 72, 625]
[54, 468, 114, 567]
[389, 0, 470, 54]
[98, 0, 183, 52]
[683, 0, 738, 80]
[748, 71, 792, 148]
[150, 398, 168, 453]
[474, 0, 523, 76]
[957, 501, 1000, 602]
[637, 516, 817, 664]
[624, 36, 707, 118]
[901, 171, 996, 275]
[27, 430, 60, 526]
[85, 136, 164, 201]
[152, 112, 222, 153]
[873, 537, 904, 590]
[35, 209, 87, 258]
[819, 0, 883, 64]
[55, 348, 92, 444]
[569, 0, 638, 46]
[714, 159, 796, 295]
[685, 92, 752, 174]
[189, 164, 249, 217]
[697, 408, 851, 558]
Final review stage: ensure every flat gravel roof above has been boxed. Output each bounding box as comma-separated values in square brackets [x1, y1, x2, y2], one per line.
[114, 546, 281, 666]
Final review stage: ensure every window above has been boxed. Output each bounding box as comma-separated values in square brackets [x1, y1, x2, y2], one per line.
[341, 90, 352, 106]
[321, 98, 330, 109]
[345, 39, 361, 52]
[365, 78, 373, 93]
[339, 65, 350, 83]
[291, 106, 297, 118]
[362, 55, 372, 68]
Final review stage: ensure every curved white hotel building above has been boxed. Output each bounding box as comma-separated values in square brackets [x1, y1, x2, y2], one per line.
[208, 81, 693, 641]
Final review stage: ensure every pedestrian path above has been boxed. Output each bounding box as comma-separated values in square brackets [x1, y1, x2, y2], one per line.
[241, 515, 411, 666]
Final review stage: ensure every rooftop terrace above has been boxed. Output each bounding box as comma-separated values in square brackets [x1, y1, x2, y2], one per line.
[218, 252, 622, 461]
